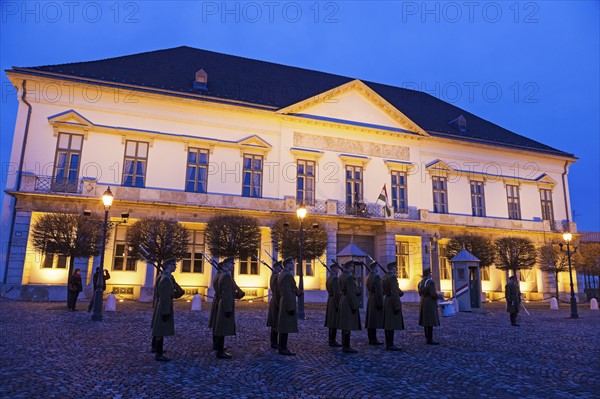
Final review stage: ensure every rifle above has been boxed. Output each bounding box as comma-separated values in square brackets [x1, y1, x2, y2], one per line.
[251, 254, 274, 272]
[264, 249, 278, 264]
[329, 259, 341, 270]
[315, 257, 331, 273]
[200, 252, 222, 271]
[359, 260, 372, 272]
[367, 254, 388, 273]
[135, 246, 178, 271]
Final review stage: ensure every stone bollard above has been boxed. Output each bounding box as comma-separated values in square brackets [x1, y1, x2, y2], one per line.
[105, 293, 117, 312]
[191, 294, 202, 311]
[591, 298, 598, 311]
[550, 297, 559, 310]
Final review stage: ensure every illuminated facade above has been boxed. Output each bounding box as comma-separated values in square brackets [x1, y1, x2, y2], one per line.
[1, 47, 580, 303]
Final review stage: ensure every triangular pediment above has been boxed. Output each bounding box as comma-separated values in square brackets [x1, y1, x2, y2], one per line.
[47, 110, 93, 127]
[536, 173, 557, 186]
[237, 135, 272, 149]
[277, 80, 429, 136]
[425, 159, 454, 172]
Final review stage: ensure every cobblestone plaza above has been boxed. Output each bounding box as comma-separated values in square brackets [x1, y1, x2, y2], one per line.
[0, 300, 598, 399]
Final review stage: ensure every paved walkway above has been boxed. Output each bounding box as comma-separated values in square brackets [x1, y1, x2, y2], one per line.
[0, 299, 598, 399]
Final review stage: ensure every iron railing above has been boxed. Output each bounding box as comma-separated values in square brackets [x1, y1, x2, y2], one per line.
[34, 176, 82, 194]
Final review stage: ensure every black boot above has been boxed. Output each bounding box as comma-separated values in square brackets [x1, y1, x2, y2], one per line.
[426, 327, 439, 345]
[342, 330, 357, 353]
[329, 328, 341, 347]
[155, 337, 171, 361]
[510, 313, 520, 326]
[368, 328, 383, 345]
[270, 329, 279, 349]
[216, 336, 232, 359]
[385, 330, 401, 351]
[278, 333, 295, 355]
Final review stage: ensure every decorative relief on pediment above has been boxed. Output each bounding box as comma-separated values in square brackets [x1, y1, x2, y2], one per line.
[294, 132, 409, 160]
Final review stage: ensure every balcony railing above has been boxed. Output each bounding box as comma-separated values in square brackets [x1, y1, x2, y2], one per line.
[33, 175, 82, 194]
[306, 200, 328, 214]
[17, 173, 575, 233]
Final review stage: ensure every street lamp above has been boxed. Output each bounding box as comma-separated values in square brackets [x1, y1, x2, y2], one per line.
[559, 232, 579, 319]
[92, 187, 114, 321]
[296, 203, 307, 320]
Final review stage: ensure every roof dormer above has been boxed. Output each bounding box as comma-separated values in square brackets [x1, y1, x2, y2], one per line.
[193, 68, 208, 91]
[449, 115, 467, 133]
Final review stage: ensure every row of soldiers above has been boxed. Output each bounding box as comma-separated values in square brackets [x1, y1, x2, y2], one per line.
[264, 257, 445, 356]
[150, 256, 444, 361]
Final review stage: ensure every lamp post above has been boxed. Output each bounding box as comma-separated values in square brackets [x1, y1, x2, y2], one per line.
[296, 203, 307, 320]
[92, 187, 114, 321]
[560, 232, 579, 319]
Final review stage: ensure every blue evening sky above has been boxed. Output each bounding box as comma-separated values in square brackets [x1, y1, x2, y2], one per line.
[1, 1, 598, 246]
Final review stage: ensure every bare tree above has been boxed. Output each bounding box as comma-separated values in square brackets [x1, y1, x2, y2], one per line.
[204, 215, 261, 259]
[494, 237, 538, 279]
[31, 213, 109, 277]
[446, 234, 495, 268]
[574, 242, 600, 297]
[539, 244, 569, 300]
[271, 214, 328, 261]
[126, 217, 190, 277]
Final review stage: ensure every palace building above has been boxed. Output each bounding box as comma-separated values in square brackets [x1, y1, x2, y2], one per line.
[1, 46, 580, 303]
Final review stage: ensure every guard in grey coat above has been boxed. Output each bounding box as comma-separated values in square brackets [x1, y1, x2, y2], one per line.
[382, 262, 404, 351]
[337, 260, 362, 353]
[151, 261, 177, 361]
[365, 263, 384, 345]
[266, 260, 283, 349]
[324, 263, 342, 347]
[213, 257, 244, 359]
[276, 257, 300, 355]
[209, 269, 222, 350]
[418, 268, 444, 345]
[505, 275, 521, 326]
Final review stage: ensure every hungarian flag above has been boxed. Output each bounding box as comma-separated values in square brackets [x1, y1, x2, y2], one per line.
[377, 184, 392, 217]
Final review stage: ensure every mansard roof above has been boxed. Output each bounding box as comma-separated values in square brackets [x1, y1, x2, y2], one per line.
[9, 46, 573, 158]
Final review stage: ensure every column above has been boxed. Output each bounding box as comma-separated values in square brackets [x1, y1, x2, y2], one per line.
[5, 211, 32, 284]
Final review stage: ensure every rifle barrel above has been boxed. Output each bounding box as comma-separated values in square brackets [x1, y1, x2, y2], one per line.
[252, 254, 273, 271]
[315, 257, 331, 273]
[200, 252, 222, 270]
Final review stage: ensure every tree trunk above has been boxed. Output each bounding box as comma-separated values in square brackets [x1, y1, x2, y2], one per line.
[554, 271, 559, 303]
[67, 255, 76, 281]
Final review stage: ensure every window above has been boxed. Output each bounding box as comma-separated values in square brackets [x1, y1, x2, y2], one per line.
[439, 244, 452, 280]
[181, 231, 204, 273]
[345, 165, 363, 206]
[297, 160, 315, 205]
[242, 154, 263, 198]
[470, 181, 486, 217]
[303, 259, 315, 277]
[396, 241, 410, 279]
[113, 227, 136, 271]
[540, 189, 554, 222]
[481, 267, 490, 281]
[519, 269, 532, 282]
[52, 133, 83, 193]
[186, 148, 210, 193]
[506, 185, 521, 220]
[391, 171, 408, 213]
[42, 253, 68, 269]
[122, 140, 148, 187]
[432, 176, 448, 214]
[239, 251, 259, 275]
